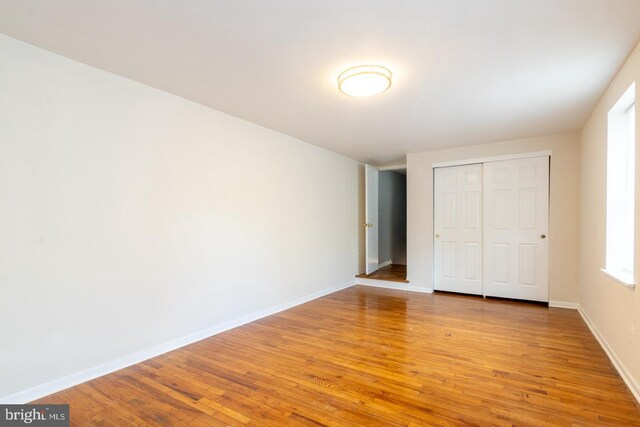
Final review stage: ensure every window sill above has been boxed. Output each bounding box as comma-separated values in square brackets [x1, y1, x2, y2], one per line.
[601, 268, 636, 289]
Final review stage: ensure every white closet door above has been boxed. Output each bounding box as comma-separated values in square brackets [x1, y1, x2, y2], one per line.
[483, 156, 549, 302]
[434, 164, 483, 295]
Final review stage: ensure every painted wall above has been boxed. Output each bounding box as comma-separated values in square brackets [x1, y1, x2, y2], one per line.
[378, 171, 407, 265]
[579, 40, 640, 396]
[407, 132, 580, 303]
[0, 35, 359, 400]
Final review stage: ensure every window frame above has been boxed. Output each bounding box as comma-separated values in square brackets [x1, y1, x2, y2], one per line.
[602, 82, 636, 289]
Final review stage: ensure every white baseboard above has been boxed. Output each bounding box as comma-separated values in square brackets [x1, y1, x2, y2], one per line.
[549, 300, 579, 309]
[577, 305, 640, 405]
[356, 279, 433, 294]
[0, 280, 356, 404]
[378, 259, 393, 268]
[356, 278, 406, 290]
[408, 286, 433, 293]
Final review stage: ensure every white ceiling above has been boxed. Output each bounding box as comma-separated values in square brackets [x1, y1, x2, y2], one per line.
[1, 1, 640, 165]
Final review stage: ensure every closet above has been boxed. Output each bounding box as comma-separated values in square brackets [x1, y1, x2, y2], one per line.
[433, 155, 549, 302]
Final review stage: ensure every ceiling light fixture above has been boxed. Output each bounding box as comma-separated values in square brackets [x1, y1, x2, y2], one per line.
[338, 65, 392, 97]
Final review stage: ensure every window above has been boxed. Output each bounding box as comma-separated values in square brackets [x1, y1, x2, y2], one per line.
[603, 82, 636, 288]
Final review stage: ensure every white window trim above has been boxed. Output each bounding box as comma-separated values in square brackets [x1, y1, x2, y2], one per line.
[603, 82, 636, 290]
[601, 268, 636, 289]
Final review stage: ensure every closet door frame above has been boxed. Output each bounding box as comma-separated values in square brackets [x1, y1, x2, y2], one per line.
[431, 151, 552, 169]
[431, 150, 551, 300]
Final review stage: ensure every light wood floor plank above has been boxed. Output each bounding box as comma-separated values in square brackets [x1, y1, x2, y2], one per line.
[33, 286, 640, 426]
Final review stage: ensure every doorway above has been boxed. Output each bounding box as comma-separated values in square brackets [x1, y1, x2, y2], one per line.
[359, 165, 407, 282]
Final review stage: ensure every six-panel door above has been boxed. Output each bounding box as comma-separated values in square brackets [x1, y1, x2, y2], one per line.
[482, 156, 549, 302]
[434, 164, 483, 295]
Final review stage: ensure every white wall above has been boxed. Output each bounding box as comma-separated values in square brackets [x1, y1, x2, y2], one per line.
[579, 40, 640, 397]
[0, 35, 359, 400]
[407, 132, 580, 303]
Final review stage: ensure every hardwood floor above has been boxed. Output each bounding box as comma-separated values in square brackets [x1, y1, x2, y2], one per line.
[356, 264, 408, 282]
[34, 286, 640, 426]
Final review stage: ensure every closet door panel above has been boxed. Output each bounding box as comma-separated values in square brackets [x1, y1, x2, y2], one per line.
[434, 164, 483, 295]
[483, 156, 549, 302]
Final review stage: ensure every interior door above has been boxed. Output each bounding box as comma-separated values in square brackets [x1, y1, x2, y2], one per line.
[483, 156, 549, 302]
[433, 164, 483, 295]
[365, 165, 379, 274]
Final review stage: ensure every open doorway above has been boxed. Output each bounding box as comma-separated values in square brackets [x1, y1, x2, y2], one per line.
[358, 166, 407, 283]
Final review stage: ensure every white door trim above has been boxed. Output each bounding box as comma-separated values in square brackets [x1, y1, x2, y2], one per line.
[379, 163, 407, 171]
[432, 150, 552, 169]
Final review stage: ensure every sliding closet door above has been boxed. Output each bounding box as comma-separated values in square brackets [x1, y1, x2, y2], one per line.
[434, 164, 483, 295]
[483, 156, 549, 302]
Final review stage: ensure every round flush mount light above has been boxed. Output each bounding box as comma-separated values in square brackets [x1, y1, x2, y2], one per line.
[338, 65, 392, 97]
